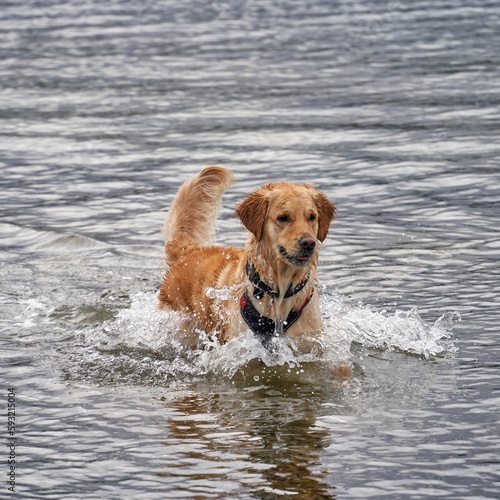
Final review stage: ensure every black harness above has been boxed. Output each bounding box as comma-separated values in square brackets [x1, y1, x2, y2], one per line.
[240, 261, 314, 346]
[245, 261, 309, 299]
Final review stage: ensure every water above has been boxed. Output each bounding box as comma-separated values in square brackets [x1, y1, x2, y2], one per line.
[1, 0, 499, 498]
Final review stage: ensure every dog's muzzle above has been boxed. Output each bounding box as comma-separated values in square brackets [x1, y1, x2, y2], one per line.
[279, 236, 316, 267]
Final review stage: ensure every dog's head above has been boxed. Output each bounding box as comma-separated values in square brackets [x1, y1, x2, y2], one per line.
[236, 182, 335, 268]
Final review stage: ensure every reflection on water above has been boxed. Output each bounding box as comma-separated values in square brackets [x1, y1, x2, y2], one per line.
[153, 349, 459, 499]
[2, 0, 500, 498]
[159, 380, 335, 498]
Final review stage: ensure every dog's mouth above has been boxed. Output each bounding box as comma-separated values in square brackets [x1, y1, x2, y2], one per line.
[279, 246, 314, 267]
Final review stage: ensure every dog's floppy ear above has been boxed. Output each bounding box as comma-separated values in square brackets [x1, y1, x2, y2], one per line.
[236, 190, 269, 242]
[315, 191, 336, 242]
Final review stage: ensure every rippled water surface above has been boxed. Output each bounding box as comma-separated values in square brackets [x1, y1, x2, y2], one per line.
[1, 0, 499, 498]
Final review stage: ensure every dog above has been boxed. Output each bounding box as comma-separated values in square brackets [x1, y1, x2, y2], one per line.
[158, 166, 336, 354]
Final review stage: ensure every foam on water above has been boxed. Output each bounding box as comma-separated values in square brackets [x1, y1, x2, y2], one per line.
[319, 292, 460, 359]
[64, 290, 459, 386]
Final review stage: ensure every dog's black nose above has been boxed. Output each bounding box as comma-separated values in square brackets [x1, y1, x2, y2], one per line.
[299, 236, 316, 251]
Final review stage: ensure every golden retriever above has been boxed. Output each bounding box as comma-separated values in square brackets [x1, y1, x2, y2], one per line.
[158, 166, 336, 354]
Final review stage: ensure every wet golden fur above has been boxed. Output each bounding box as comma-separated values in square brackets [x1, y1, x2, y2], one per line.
[158, 166, 336, 353]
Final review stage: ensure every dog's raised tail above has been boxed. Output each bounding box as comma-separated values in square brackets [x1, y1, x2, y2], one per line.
[162, 166, 235, 262]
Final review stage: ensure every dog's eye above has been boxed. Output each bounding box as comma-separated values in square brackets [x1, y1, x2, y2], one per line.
[277, 214, 290, 223]
[309, 214, 317, 221]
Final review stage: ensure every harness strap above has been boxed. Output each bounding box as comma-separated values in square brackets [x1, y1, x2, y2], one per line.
[240, 288, 315, 346]
[284, 274, 310, 298]
[245, 261, 278, 299]
[245, 260, 309, 300]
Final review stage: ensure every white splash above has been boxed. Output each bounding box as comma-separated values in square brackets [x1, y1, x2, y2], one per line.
[72, 290, 458, 385]
[320, 293, 459, 358]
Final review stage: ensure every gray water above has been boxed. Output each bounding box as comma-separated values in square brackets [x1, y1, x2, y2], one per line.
[1, 0, 499, 498]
